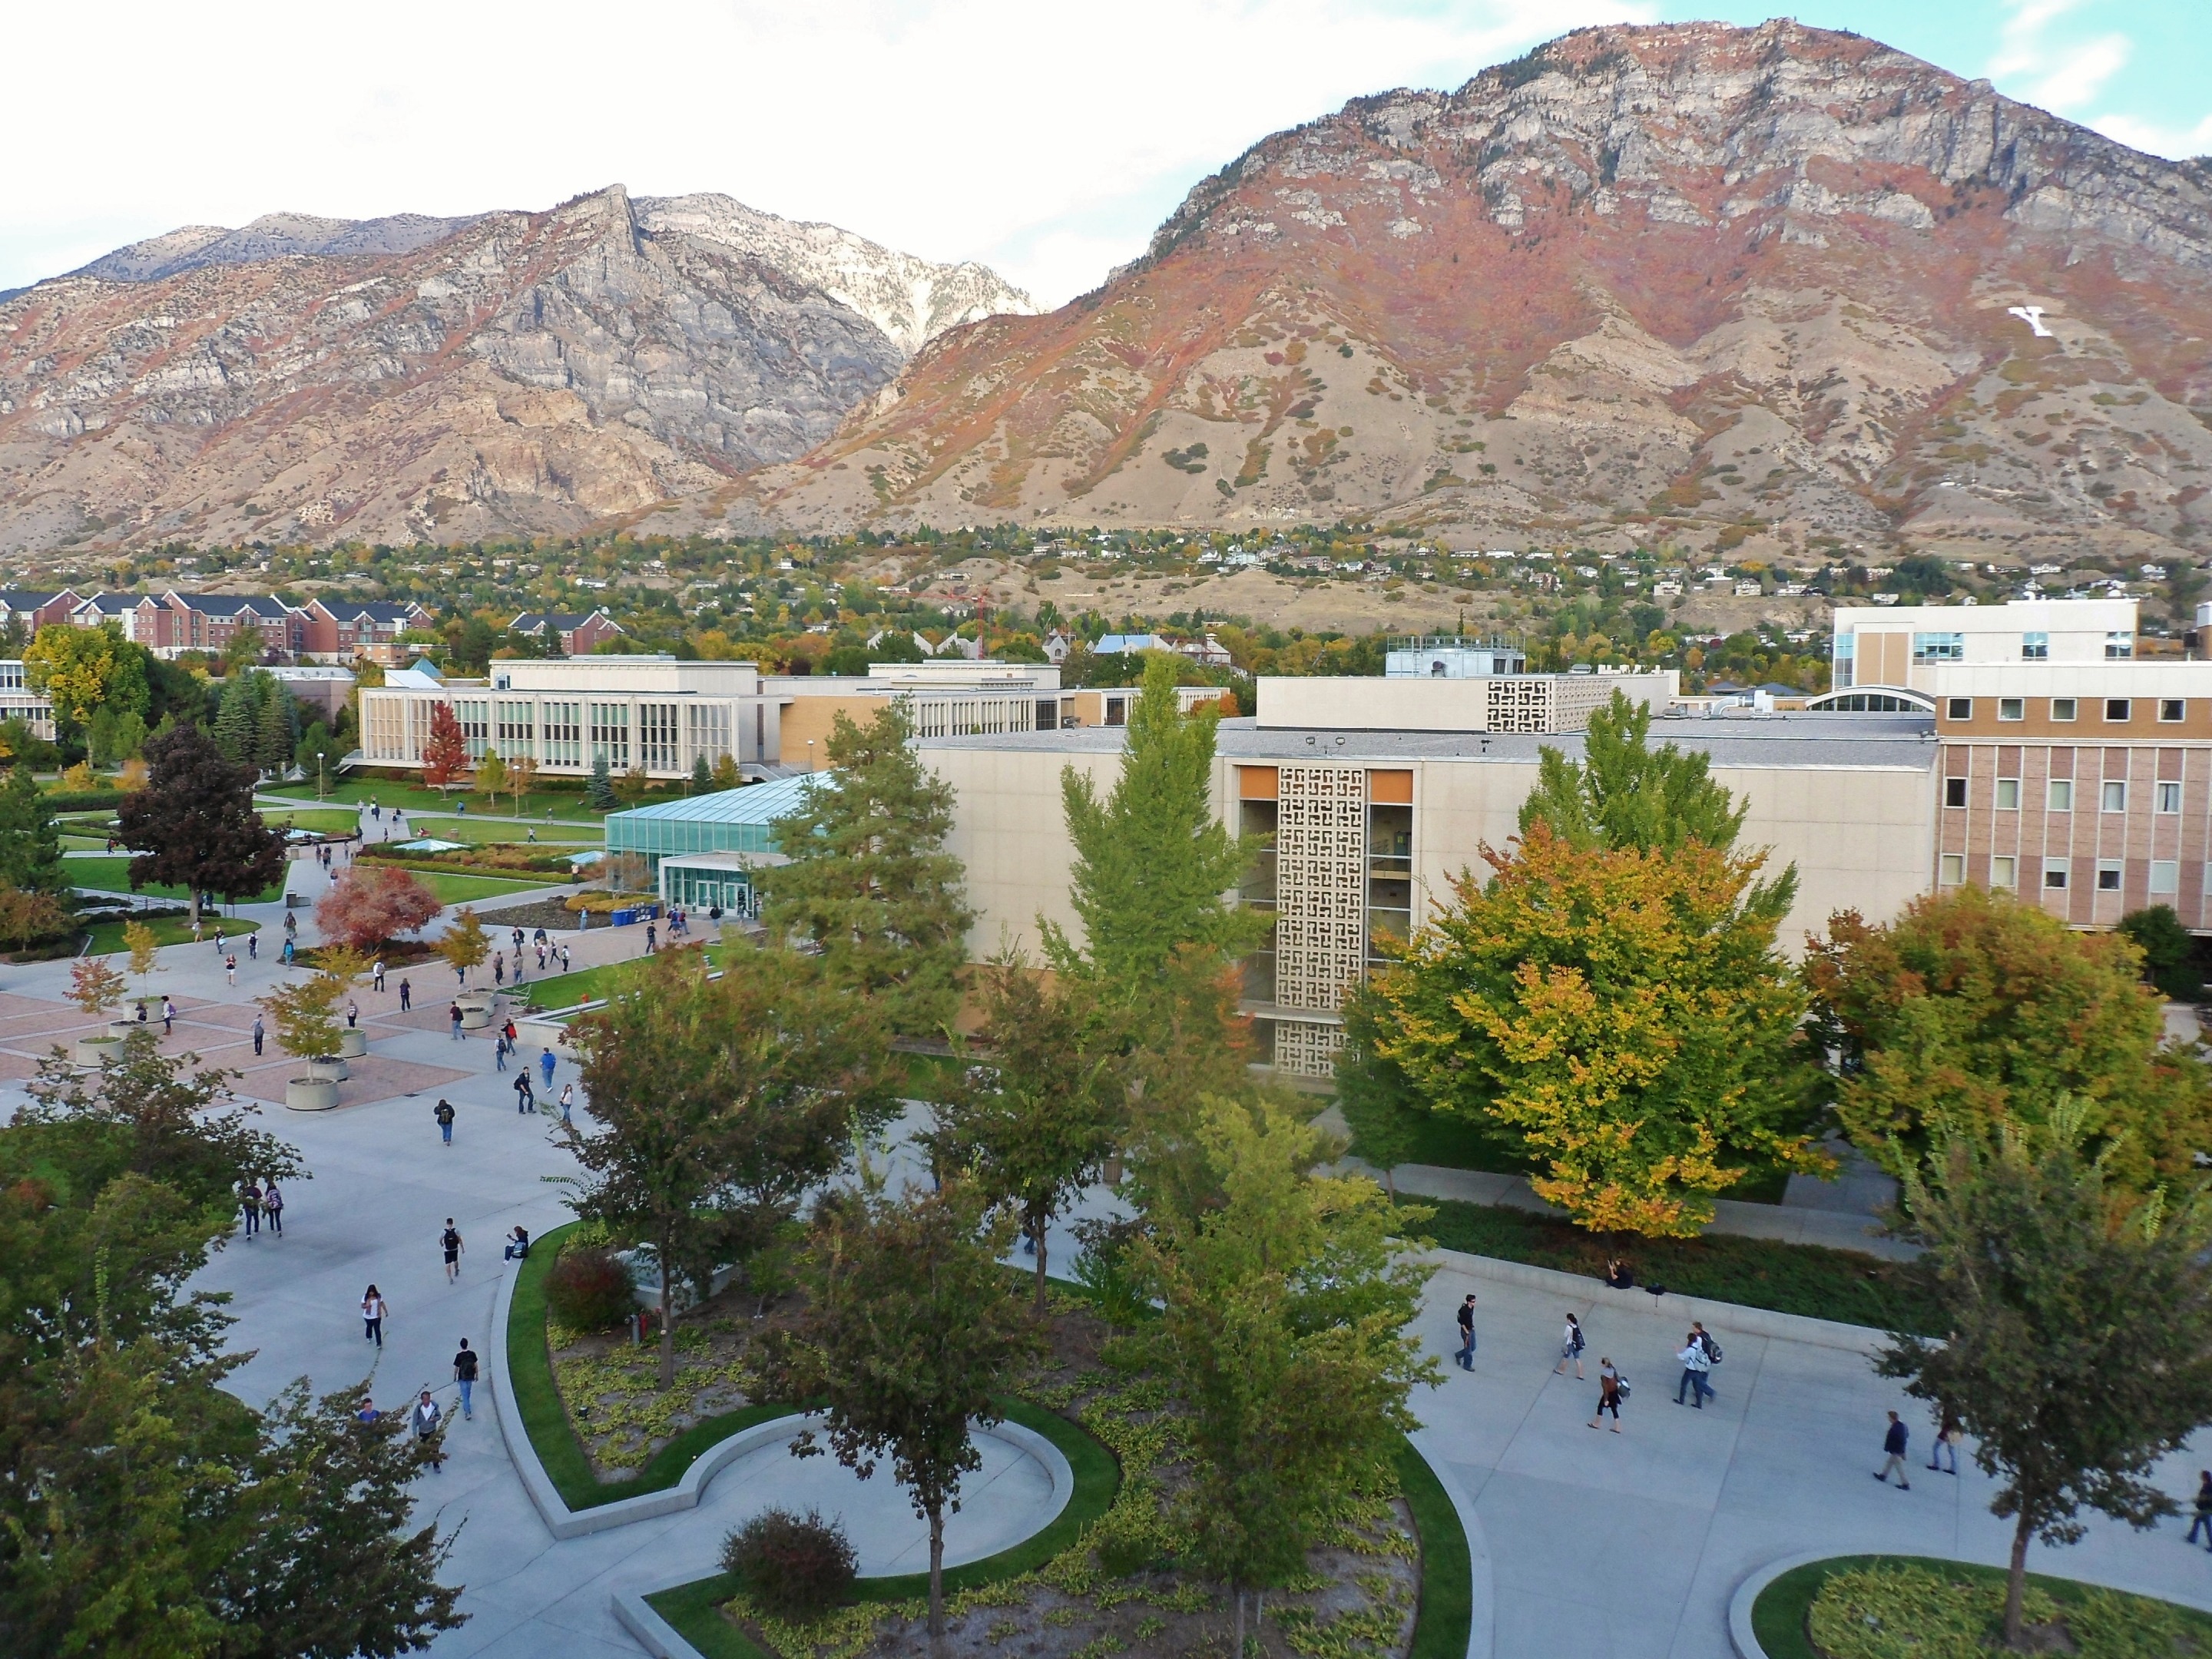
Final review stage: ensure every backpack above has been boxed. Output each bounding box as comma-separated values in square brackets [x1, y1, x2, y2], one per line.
[1699, 1332, 1723, 1366]
[1569, 1324, 1585, 1353]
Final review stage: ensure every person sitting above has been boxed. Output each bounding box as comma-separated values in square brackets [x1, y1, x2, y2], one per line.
[503, 1226, 531, 1261]
[1604, 1258, 1636, 1290]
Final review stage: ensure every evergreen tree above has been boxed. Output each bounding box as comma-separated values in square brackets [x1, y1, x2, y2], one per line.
[2118, 903, 2202, 1002]
[254, 678, 296, 773]
[115, 725, 288, 926]
[295, 721, 346, 793]
[1518, 690, 1753, 853]
[212, 673, 257, 764]
[586, 755, 615, 810]
[84, 706, 118, 768]
[760, 702, 973, 1035]
[0, 762, 67, 893]
[690, 753, 711, 793]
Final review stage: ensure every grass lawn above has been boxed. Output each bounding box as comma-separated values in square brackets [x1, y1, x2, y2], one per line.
[518, 943, 729, 1010]
[83, 916, 260, 955]
[64, 856, 287, 906]
[1751, 1555, 2212, 1659]
[409, 816, 603, 846]
[258, 806, 361, 833]
[263, 780, 641, 822]
[1409, 1196, 1940, 1333]
[418, 871, 565, 905]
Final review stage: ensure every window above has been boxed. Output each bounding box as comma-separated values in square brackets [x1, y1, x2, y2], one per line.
[1940, 853, 1965, 886]
[495, 700, 535, 759]
[1914, 632, 1965, 664]
[2045, 860, 2070, 889]
[2105, 698, 2131, 722]
[2151, 860, 2181, 895]
[588, 701, 629, 768]
[2022, 631, 2049, 660]
[1991, 856, 2018, 889]
[2097, 861, 2124, 892]
[2159, 780, 2183, 813]
[2048, 779, 2074, 811]
[542, 700, 581, 767]
[1944, 777, 1969, 807]
[454, 697, 489, 761]
[2051, 697, 2077, 722]
[2102, 780, 2128, 813]
[1995, 778, 2020, 810]
[1833, 631, 1855, 688]
[1104, 696, 1127, 727]
[1998, 697, 2024, 722]
[638, 704, 680, 773]
[2107, 631, 2134, 659]
[2162, 699, 2187, 723]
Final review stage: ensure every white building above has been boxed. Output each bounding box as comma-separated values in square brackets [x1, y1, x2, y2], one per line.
[1831, 598, 2137, 694]
[0, 661, 56, 741]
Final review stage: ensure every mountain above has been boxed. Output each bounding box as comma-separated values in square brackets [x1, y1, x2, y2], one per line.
[708, 19, 2212, 565]
[0, 187, 1031, 553]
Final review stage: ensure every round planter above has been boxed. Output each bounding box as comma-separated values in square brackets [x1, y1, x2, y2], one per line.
[455, 988, 493, 1012]
[307, 1055, 349, 1083]
[108, 1018, 141, 1038]
[74, 1035, 122, 1068]
[337, 1028, 368, 1058]
[459, 1005, 492, 1030]
[285, 1077, 340, 1111]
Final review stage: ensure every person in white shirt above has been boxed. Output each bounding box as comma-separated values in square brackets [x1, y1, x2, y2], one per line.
[1674, 1332, 1713, 1409]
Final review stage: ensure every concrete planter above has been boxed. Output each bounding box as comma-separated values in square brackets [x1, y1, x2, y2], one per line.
[307, 1055, 349, 1083]
[285, 1077, 340, 1111]
[459, 1005, 492, 1030]
[74, 1035, 123, 1068]
[108, 1018, 142, 1038]
[337, 1028, 368, 1058]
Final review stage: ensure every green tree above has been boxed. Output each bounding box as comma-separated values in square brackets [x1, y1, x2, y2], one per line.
[565, 946, 890, 1386]
[0, 761, 67, 893]
[114, 709, 148, 760]
[1140, 1095, 1437, 1654]
[771, 1177, 1036, 1652]
[1519, 690, 1750, 853]
[761, 701, 973, 1035]
[690, 753, 711, 793]
[1360, 823, 1821, 1236]
[1804, 886, 2212, 1189]
[474, 747, 508, 801]
[1044, 654, 1266, 993]
[709, 753, 741, 791]
[253, 677, 296, 773]
[1879, 1104, 2212, 1649]
[926, 954, 1121, 1313]
[435, 908, 490, 985]
[116, 725, 289, 926]
[0, 1036, 458, 1656]
[85, 705, 119, 767]
[295, 720, 346, 794]
[2118, 903, 2201, 1002]
[615, 764, 651, 807]
[23, 621, 150, 737]
[212, 671, 259, 764]
[586, 754, 615, 810]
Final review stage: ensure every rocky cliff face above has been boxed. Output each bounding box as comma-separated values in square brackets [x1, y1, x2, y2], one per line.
[715, 20, 2212, 564]
[0, 187, 1026, 552]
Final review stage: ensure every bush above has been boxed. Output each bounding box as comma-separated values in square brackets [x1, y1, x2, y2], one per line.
[1803, 1560, 2212, 1659]
[40, 788, 124, 813]
[543, 1247, 638, 1332]
[2118, 904, 2202, 1002]
[719, 1507, 857, 1620]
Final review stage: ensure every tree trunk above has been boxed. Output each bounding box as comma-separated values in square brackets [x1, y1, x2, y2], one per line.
[1232, 1585, 1246, 1658]
[928, 1503, 946, 1652]
[658, 1247, 676, 1390]
[2004, 1513, 2033, 1649]
[1033, 1210, 1050, 1317]
[187, 887, 201, 927]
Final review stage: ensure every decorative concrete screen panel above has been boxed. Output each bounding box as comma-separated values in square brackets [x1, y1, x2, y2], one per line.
[1273, 765, 1368, 1012]
[1274, 1018, 1345, 1078]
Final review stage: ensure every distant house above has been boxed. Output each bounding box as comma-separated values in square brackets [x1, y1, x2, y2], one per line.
[70, 590, 300, 657]
[1041, 628, 1074, 664]
[0, 589, 82, 632]
[1177, 634, 1233, 668]
[300, 598, 436, 663]
[508, 609, 625, 655]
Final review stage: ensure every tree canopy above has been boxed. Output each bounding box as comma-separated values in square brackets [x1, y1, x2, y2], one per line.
[0, 762, 67, 894]
[762, 700, 973, 1035]
[23, 621, 149, 734]
[116, 725, 288, 925]
[1518, 689, 1751, 854]
[1803, 885, 2212, 1188]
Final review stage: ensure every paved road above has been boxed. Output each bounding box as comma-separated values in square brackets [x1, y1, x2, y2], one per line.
[7, 896, 2212, 1657]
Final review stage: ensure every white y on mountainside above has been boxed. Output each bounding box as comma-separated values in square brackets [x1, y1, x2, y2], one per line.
[634, 193, 1036, 355]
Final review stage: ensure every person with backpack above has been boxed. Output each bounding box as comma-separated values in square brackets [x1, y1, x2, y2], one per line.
[1674, 1330, 1714, 1408]
[433, 1098, 455, 1145]
[440, 1219, 464, 1284]
[514, 1071, 535, 1114]
[1691, 1321, 1722, 1396]
[262, 1179, 283, 1236]
[452, 1338, 479, 1420]
[1588, 1359, 1625, 1432]
[1553, 1313, 1586, 1379]
[238, 1178, 262, 1238]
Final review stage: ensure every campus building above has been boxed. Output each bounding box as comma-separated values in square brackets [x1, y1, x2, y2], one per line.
[0, 661, 57, 741]
[603, 773, 816, 916]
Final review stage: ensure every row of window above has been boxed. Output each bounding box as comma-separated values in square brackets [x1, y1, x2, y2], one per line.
[1945, 697, 2188, 723]
[1900, 631, 2131, 665]
[1940, 855, 2186, 895]
[1943, 776, 2183, 812]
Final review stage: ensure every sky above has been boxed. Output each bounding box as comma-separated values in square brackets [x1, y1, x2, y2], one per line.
[2, 1, 2204, 309]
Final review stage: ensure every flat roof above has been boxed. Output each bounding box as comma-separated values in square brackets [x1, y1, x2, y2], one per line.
[918, 712, 1938, 770]
[603, 774, 820, 827]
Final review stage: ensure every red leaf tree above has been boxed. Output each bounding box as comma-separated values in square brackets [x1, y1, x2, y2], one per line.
[316, 864, 443, 952]
[421, 702, 469, 793]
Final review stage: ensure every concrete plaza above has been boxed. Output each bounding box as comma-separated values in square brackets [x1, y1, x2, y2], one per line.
[7, 818, 2212, 1657]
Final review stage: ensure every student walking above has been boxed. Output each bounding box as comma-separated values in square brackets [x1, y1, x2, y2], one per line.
[1690, 1322, 1721, 1396]
[2189, 1473, 2212, 1550]
[493, 1033, 508, 1072]
[1588, 1360, 1624, 1432]
[239, 1178, 262, 1237]
[539, 1046, 557, 1091]
[399, 977, 412, 1012]
[412, 1391, 444, 1471]
[225, 954, 237, 986]
[453, 1338, 479, 1419]
[441, 1220, 464, 1283]
[346, 999, 359, 1029]
[263, 1180, 283, 1235]
[1454, 1293, 1477, 1370]
[1874, 1411, 1912, 1488]
[362, 1284, 389, 1347]
[247, 932, 257, 959]
[373, 959, 385, 992]
[1553, 1313, 1585, 1379]
[449, 1002, 464, 1040]
[514, 1072, 535, 1114]
[493, 952, 505, 987]
[558, 1082, 575, 1124]
[252, 1015, 265, 1056]
[161, 997, 176, 1035]
[434, 1098, 455, 1145]
[1674, 1332, 1714, 1408]
[1928, 1412, 1964, 1475]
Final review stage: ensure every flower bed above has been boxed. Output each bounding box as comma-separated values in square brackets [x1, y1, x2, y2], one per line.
[359, 844, 577, 876]
[1752, 1555, 2212, 1659]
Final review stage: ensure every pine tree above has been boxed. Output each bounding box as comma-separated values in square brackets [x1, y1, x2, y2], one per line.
[690, 753, 711, 793]
[0, 761, 67, 892]
[586, 755, 615, 811]
[211, 674, 256, 764]
[760, 701, 973, 1035]
[254, 678, 296, 773]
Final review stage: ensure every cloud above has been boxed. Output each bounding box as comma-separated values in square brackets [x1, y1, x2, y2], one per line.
[1988, 0, 2131, 112]
[2093, 110, 2212, 160]
[0, 0, 1650, 305]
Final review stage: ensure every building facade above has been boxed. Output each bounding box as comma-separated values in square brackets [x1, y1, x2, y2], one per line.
[0, 661, 57, 741]
[1831, 597, 2137, 693]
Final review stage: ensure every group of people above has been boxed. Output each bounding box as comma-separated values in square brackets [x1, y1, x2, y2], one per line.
[1451, 1292, 1727, 1435]
[235, 1177, 285, 1236]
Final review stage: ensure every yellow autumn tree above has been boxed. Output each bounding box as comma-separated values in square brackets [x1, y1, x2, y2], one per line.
[1358, 823, 1826, 1236]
